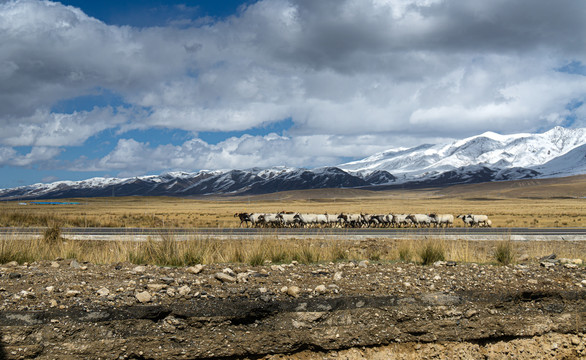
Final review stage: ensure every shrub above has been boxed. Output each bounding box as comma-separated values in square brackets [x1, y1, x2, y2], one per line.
[494, 241, 516, 265]
[43, 223, 62, 244]
[418, 240, 445, 265]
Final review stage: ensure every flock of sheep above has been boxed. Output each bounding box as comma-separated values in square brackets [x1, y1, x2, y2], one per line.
[234, 212, 492, 228]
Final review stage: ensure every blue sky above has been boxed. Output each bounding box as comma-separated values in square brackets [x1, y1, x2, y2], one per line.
[0, 0, 585, 189]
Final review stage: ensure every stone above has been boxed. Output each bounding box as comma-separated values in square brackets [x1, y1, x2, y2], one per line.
[541, 262, 556, 268]
[286, 286, 301, 298]
[135, 291, 152, 303]
[358, 260, 369, 268]
[178, 285, 191, 297]
[572, 259, 583, 265]
[166, 288, 176, 297]
[133, 265, 147, 273]
[222, 268, 236, 277]
[97, 287, 110, 297]
[314, 285, 327, 294]
[69, 259, 81, 269]
[147, 284, 167, 292]
[186, 265, 204, 274]
[237, 272, 249, 283]
[333, 271, 343, 281]
[271, 265, 285, 272]
[51, 262, 60, 268]
[46, 286, 55, 293]
[215, 272, 237, 283]
[66, 290, 80, 297]
[20, 290, 35, 299]
[4, 261, 18, 267]
[517, 253, 530, 262]
[9, 273, 22, 279]
[49, 299, 58, 307]
[433, 261, 447, 267]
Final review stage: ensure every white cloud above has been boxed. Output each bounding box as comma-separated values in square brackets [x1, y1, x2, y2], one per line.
[1, 0, 585, 177]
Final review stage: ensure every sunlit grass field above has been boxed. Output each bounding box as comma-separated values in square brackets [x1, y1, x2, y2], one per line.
[0, 187, 584, 228]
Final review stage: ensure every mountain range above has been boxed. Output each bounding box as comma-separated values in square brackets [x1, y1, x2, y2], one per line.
[1, 126, 585, 200]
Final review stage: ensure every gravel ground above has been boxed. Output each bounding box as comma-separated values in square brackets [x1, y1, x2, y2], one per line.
[0, 257, 585, 359]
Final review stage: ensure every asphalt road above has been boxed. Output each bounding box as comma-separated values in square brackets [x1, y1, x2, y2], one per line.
[1, 226, 585, 241]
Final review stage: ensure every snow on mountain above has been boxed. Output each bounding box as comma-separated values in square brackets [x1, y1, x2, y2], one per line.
[1, 127, 585, 200]
[339, 126, 586, 182]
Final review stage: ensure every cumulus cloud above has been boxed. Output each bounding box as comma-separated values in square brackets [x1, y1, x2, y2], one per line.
[0, 0, 585, 177]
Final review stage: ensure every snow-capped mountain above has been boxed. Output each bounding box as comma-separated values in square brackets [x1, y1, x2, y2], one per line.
[338, 126, 586, 182]
[0, 126, 584, 200]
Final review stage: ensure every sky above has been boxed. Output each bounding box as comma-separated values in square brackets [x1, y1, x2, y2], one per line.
[1, 0, 585, 189]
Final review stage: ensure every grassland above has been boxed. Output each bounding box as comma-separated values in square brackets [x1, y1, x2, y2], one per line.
[0, 176, 583, 266]
[1, 175, 584, 228]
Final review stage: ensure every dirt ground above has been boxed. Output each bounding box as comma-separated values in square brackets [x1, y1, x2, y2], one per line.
[0, 256, 585, 359]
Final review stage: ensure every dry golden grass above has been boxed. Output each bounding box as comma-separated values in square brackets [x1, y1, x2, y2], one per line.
[0, 234, 583, 267]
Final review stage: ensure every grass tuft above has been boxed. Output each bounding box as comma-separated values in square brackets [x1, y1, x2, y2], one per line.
[494, 240, 516, 265]
[418, 240, 445, 265]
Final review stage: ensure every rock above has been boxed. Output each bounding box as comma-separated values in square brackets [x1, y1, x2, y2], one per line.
[160, 277, 174, 284]
[166, 288, 176, 297]
[541, 262, 556, 268]
[259, 287, 267, 294]
[517, 253, 530, 262]
[237, 272, 249, 283]
[446, 261, 457, 266]
[314, 285, 327, 294]
[9, 273, 22, 279]
[97, 288, 110, 297]
[433, 261, 447, 267]
[186, 265, 204, 274]
[51, 262, 60, 268]
[358, 260, 369, 268]
[135, 291, 152, 303]
[222, 268, 236, 277]
[333, 271, 343, 281]
[66, 290, 80, 297]
[271, 265, 285, 272]
[564, 263, 578, 269]
[147, 284, 167, 292]
[215, 272, 237, 283]
[46, 286, 55, 293]
[539, 254, 556, 261]
[4, 261, 18, 267]
[49, 299, 58, 307]
[20, 290, 35, 299]
[572, 259, 583, 265]
[286, 286, 301, 298]
[133, 265, 147, 273]
[178, 285, 191, 297]
[69, 259, 81, 269]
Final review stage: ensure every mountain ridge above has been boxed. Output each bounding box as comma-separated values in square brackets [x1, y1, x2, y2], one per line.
[1, 126, 585, 200]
